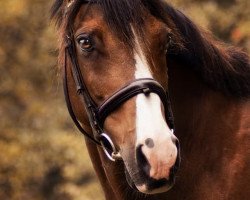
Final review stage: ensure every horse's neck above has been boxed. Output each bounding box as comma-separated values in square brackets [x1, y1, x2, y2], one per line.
[87, 61, 249, 200]
[168, 60, 250, 199]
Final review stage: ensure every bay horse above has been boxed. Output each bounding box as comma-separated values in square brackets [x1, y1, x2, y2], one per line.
[51, 0, 250, 199]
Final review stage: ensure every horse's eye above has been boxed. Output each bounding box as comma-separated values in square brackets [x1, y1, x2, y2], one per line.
[77, 35, 94, 52]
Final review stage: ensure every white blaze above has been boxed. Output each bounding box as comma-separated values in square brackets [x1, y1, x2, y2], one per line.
[133, 28, 177, 181]
[133, 30, 173, 144]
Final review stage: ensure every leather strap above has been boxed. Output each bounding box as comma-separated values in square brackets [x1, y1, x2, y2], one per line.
[63, 45, 101, 146]
[98, 78, 174, 129]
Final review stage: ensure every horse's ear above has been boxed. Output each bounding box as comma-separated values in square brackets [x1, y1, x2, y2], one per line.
[50, 0, 65, 27]
[160, 3, 186, 54]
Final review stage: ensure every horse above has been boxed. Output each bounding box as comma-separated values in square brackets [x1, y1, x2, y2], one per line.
[51, 0, 250, 199]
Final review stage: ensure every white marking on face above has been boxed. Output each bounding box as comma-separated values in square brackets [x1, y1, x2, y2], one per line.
[132, 27, 177, 181]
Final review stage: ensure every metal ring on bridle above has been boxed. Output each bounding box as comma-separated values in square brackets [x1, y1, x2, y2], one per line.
[99, 133, 122, 162]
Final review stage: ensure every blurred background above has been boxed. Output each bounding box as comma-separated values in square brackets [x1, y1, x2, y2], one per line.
[0, 0, 249, 199]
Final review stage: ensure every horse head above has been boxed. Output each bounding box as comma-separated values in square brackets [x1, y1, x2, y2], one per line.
[53, 0, 181, 194]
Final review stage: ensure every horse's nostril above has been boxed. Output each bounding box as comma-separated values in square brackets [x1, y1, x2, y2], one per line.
[136, 145, 150, 175]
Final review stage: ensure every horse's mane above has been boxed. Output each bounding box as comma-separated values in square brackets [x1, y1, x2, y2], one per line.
[51, 0, 250, 98]
[165, 5, 250, 98]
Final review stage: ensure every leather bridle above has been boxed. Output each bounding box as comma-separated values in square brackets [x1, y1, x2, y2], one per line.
[63, 3, 175, 162]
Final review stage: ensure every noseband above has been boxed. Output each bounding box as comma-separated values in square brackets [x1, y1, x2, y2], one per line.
[63, 28, 175, 162]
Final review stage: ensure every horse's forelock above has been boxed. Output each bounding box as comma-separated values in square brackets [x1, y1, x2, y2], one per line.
[50, 0, 183, 49]
[50, 0, 65, 26]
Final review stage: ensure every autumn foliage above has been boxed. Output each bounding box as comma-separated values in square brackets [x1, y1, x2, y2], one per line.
[0, 0, 249, 199]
